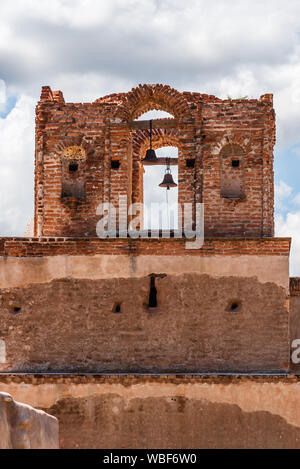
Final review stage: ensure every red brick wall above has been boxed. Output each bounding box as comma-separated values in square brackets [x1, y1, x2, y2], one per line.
[34, 84, 275, 239]
[0, 237, 291, 257]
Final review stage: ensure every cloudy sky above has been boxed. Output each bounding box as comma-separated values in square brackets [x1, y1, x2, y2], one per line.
[0, 0, 300, 273]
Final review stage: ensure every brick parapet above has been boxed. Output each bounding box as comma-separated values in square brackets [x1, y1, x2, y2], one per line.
[0, 374, 297, 385]
[0, 237, 291, 257]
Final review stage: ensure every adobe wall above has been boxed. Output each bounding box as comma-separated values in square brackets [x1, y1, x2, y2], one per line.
[0, 238, 290, 373]
[35, 84, 275, 238]
[1, 375, 300, 449]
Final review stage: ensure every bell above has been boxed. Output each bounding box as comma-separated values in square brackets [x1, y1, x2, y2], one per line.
[159, 172, 177, 190]
[141, 119, 158, 165]
[142, 148, 158, 165]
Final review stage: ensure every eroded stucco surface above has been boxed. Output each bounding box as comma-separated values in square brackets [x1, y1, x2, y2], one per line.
[0, 272, 289, 372]
[0, 254, 289, 290]
[1, 376, 300, 449]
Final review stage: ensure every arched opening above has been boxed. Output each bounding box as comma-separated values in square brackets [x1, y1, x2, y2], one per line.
[220, 144, 245, 199]
[60, 146, 86, 200]
[143, 145, 178, 230]
[136, 110, 175, 121]
[131, 110, 179, 232]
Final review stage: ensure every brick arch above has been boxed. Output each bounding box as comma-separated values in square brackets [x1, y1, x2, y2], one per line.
[133, 127, 179, 161]
[213, 134, 251, 156]
[115, 84, 191, 121]
[220, 143, 246, 157]
[52, 135, 100, 159]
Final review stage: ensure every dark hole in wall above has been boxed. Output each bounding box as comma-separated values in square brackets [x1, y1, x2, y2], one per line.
[111, 160, 120, 169]
[112, 302, 122, 314]
[69, 163, 78, 173]
[148, 276, 158, 308]
[11, 306, 21, 315]
[232, 159, 240, 168]
[186, 158, 195, 168]
[227, 300, 242, 313]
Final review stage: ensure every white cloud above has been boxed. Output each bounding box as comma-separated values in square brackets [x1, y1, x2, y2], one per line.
[0, 0, 116, 29]
[0, 79, 6, 113]
[0, 94, 35, 236]
[53, 72, 132, 103]
[293, 193, 300, 206]
[276, 212, 300, 276]
[275, 180, 293, 212]
[0, 80, 5, 103]
[0, 0, 296, 149]
[219, 69, 259, 100]
[274, 181, 300, 274]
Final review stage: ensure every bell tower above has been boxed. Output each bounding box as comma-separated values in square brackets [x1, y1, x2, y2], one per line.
[34, 84, 275, 238]
[0, 83, 295, 448]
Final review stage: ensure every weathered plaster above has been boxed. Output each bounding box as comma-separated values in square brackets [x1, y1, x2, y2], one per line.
[0, 254, 289, 291]
[2, 376, 300, 448]
[2, 377, 300, 427]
